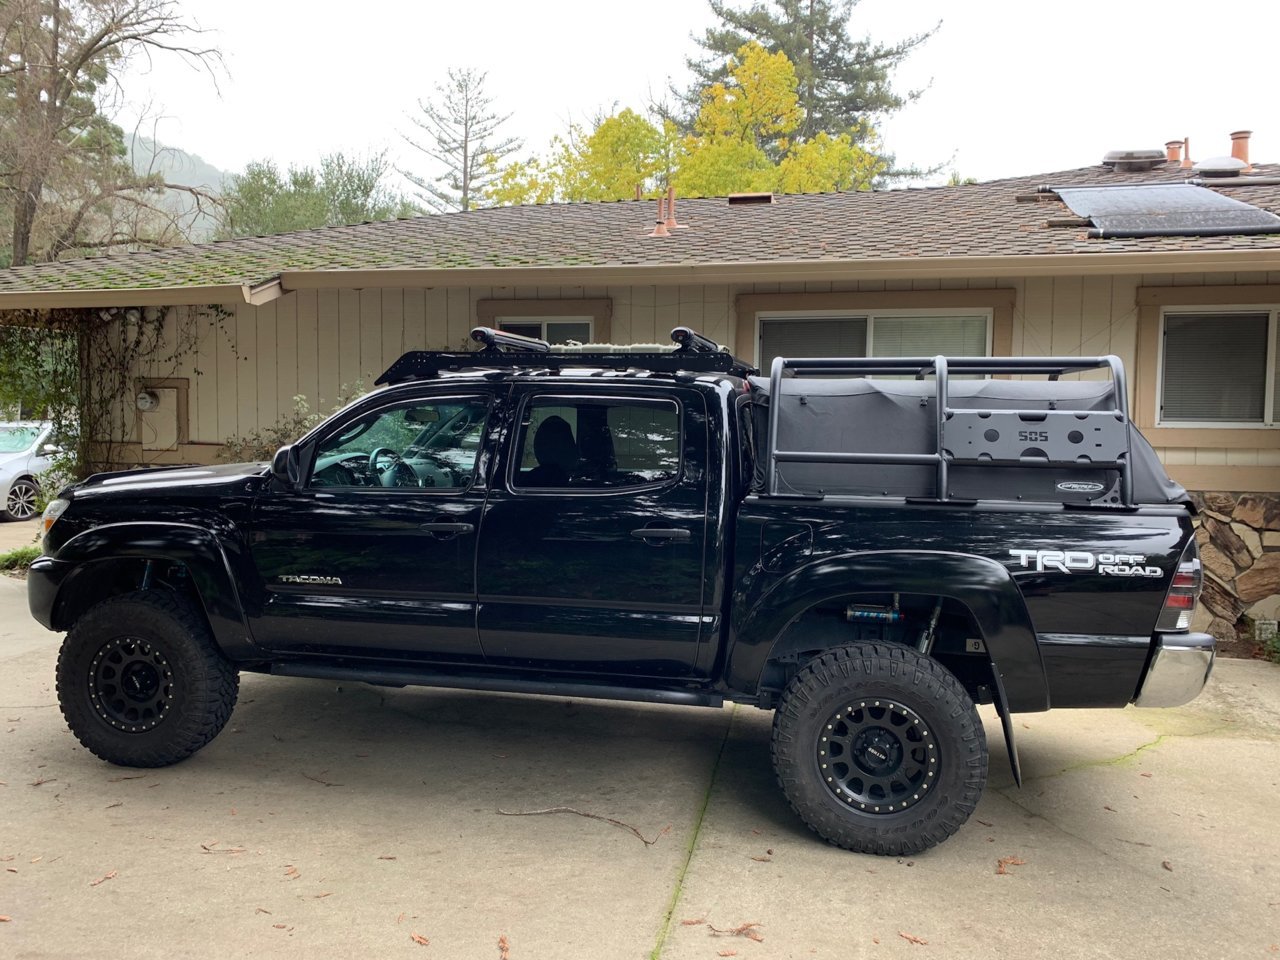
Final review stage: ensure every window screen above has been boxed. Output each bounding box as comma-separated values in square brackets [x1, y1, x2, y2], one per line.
[759, 318, 867, 371]
[872, 315, 988, 357]
[1162, 313, 1268, 422]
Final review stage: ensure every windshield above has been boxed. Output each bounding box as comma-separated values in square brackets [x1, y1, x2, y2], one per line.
[0, 425, 39, 453]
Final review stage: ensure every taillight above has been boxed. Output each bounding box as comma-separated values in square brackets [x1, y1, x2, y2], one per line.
[1156, 539, 1202, 632]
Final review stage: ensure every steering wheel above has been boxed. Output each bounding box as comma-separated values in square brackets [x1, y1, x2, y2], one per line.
[368, 448, 419, 488]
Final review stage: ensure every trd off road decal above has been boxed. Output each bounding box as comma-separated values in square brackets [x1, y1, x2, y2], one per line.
[1008, 549, 1162, 577]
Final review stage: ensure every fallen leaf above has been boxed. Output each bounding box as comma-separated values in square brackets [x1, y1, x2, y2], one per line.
[975, 818, 993, 827]
[410, 932, 429, 946]
[899, 931, 928, 945]
[498, 934, 511, 959]
[377, 855, 397, 861]
[273, 923, 286, 929]
[29, 777, 55, 787]
[201, 841, 219, 851]
[302, 772, 342, 787]
[106, 774, 146, 783]
[1140, 772, 1153, 778]
[708, 922, 764, 942]
[105, 802, 122, 809]
[0, 916, 10, 922]
[4, 867, 15, 874]
[680, 918, 705, 926]
[396, 912, 406, 924]
[310, 892, 332, 899]
[284, 865, 300, 880]
[1103, 805, 1116, 812]
[0, 856, 12, 862]
[996, 856, 1026, 875]
[1162, 860, 1173, 872]
[750, 855, 772, 862]
[29, 857, 41, 864]
[89, 869, 117, 887]
[718, 952, 738, 957]
[872, 938, 880, 944]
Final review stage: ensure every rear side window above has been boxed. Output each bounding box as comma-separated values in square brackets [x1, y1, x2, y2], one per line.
[513, 397, 680, 490]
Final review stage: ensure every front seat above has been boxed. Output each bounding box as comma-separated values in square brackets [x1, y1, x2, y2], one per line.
[523, 416, 578, 487]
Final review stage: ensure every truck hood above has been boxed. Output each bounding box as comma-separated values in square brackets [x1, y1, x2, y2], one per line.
[72, 461, 269, 499]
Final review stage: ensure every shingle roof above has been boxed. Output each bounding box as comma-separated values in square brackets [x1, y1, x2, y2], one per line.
[2, 161, 1279, 298]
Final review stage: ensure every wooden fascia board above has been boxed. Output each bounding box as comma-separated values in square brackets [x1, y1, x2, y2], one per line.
[0, 282, 283, 311]
[279, 249, 1280, 290]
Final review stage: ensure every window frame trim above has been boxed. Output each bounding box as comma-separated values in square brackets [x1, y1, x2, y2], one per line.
[1135, 284, 1280, 450]
[476, 298, 613, 343]
[755, 306, 994, 366]
[1155, 304, 1277, 429]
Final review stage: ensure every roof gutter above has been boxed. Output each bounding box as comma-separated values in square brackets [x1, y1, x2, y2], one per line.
[0, 278, 286, 312]
[279, 248, 1280, 290]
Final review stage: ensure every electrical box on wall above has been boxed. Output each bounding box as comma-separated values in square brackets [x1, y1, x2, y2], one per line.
[133, 379, 188, 453]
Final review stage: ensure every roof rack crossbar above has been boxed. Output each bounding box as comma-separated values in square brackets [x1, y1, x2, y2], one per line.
[764, 354, 1134, 505]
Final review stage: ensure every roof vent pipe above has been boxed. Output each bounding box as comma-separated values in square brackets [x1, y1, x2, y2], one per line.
[664, 186, 687, 229]
[1180, 137, 1193, 169]
[647, 196, 670, 237]
[1230, 130, 1253, 172]
[1165, 140, 1183, 164]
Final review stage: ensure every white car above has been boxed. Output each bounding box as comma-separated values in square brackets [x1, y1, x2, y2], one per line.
[0, 421, 54, 522]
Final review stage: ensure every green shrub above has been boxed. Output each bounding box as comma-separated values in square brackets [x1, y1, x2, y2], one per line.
[0, 544, 40, 571]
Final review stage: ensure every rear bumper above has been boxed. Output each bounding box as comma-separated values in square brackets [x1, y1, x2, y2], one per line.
[26, 555, 72, 630]
[1133, 632, 1215, 708]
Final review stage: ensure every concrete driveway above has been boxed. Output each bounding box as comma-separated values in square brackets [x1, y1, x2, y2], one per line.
[0, 518, 39, 553]
[2, 573, 1278, 959]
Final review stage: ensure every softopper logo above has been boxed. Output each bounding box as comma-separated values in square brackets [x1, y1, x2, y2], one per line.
[1008, 549, 1162, 578]
[1056, 480, 1105, 493]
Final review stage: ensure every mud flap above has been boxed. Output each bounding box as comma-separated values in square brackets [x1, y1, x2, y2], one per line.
[990, 667, 1022, 787]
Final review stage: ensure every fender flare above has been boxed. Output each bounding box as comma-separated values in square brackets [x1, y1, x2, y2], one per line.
[726, 550, 1049, 713]
[50, 521, 259, 660]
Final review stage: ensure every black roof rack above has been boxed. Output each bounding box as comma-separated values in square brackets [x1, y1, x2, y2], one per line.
[375, 327, 756, 385]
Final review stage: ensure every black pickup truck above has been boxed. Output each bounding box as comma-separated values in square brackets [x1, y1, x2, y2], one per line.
[28, 326, 1214, 855]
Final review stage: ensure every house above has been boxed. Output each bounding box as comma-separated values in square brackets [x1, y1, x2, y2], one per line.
[1, 132, 1277, 640]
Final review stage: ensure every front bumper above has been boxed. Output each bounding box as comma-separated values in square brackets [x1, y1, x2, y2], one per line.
[26, 555, 74, 631]
[1133, 632, 1216, 708]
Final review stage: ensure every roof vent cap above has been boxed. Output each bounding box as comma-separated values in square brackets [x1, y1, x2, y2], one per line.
[1102, 149, 1167, 172]
[1192, 155, 1247, 178]
[727, 192, 774, 205]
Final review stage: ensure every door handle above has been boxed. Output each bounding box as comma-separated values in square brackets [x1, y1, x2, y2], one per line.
[419, 521, 475, 539]
[630, 527, 691, 542]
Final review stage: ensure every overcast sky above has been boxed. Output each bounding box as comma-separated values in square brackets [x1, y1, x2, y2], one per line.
[117, 0, 1278, 189]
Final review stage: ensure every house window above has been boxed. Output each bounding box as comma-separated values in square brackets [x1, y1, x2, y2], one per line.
[1159, 310, 1279, 426]
[758, 312, 991, 371]
[498, 318, 592, 345]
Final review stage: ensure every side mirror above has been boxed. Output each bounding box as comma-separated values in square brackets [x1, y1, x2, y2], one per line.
[42, 444, 61, 456]
[271, 444, 302, 488]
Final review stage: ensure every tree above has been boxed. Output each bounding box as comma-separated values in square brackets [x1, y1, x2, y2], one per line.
[218, 152, 416, 239]
[399, 67, 521, 213]
[0, 0, 221, 265]
[682, 0, 936, 148]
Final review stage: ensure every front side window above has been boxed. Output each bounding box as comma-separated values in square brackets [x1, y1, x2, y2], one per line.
[310, 398, 490, 490]
[512, 397, 680, 490]
[1160, 310, 1278, 425]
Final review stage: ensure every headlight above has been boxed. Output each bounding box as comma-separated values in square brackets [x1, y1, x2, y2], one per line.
[42, 498, 69, 537]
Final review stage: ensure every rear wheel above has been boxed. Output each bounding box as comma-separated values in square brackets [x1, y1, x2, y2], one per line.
[3, 477, 38, 521]
[771, 642, 987, 855]
[56, 590, 239, 767]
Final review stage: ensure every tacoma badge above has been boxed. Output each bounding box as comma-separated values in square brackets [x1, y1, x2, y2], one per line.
[278, 574, 343, 585]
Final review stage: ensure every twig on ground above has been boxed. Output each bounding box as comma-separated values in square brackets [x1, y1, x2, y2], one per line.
[496, 806, 669, 846]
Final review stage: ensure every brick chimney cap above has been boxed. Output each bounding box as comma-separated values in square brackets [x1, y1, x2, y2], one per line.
[1230, 129, 1253, 138]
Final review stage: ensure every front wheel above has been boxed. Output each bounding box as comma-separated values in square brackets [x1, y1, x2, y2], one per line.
[56, 590, 239, 767]
[4, 477, 39, 521]
[771, 642, 987, 855]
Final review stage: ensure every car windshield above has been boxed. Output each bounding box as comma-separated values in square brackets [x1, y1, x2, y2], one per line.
[0, 425, 39, 453]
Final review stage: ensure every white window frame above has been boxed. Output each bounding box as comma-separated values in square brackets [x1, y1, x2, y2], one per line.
[1156, 305, 1278, 429]
[755, 307, 994, 366]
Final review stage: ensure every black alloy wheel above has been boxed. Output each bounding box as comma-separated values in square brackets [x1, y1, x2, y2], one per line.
[772, 642, 987, 856]
[88, 637, 175, 733]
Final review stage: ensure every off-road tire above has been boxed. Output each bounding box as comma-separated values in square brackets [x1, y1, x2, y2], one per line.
[56, 590, 239, 767]
[771, 642, 987, 855]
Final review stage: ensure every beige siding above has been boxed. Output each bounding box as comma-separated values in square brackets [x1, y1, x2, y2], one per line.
[115, 275, 1277, 492]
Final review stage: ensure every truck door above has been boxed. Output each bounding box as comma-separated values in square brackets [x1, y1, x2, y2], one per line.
[247, 389, 500, 662]
[476, 386, 710, 678]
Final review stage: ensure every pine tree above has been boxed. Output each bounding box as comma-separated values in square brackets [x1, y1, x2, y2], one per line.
[399, 68, 522, 213]
[683, 0, 936, 148]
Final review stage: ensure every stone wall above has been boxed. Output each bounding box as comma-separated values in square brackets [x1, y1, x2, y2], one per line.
[1190, 492, 1280, 642]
